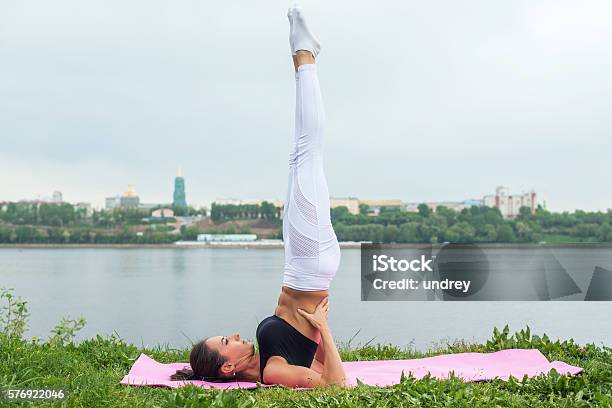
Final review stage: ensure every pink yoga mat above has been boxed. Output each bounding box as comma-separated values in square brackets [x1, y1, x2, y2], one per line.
[120, 349, 582, 390]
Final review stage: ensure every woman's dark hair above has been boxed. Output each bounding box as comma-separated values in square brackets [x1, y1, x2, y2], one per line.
[171, 338, 228, 382]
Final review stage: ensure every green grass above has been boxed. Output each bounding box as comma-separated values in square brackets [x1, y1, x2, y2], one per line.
[1, 326, 611, 407]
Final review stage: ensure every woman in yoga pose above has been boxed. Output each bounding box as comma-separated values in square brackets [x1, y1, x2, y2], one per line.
[171, 7, 346, 388]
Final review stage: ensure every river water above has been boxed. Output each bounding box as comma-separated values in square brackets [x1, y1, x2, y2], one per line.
[1, 248, 610, 350]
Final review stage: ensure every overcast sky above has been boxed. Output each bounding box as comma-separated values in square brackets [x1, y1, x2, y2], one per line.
[1, 0, 611, 212]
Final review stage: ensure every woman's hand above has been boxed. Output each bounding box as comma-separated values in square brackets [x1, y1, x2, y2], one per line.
[297, 297, 329, 331]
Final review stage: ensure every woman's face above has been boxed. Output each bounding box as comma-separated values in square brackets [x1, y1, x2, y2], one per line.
[205, 333, 255, 364]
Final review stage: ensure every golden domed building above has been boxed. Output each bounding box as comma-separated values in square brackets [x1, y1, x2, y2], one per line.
[119, 184, 140, 208]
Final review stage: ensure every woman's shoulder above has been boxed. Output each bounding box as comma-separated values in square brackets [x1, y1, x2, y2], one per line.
[256, 315, 281, 343]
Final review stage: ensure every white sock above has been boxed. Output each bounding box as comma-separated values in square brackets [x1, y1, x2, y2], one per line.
[288, 6, 321, 57]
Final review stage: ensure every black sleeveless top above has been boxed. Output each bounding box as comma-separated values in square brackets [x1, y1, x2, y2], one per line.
[256, 315, 318, 383]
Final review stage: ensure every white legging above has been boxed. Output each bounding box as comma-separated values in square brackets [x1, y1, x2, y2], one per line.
[282, 64, 341, 291]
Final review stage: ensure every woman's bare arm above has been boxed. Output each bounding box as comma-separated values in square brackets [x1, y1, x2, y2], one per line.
[263, 331, 344, 387]
[297, 297, 346, 386]
[313, 341, 325, 367]
[263, 297, 345, 388]
[263, 358, 325, 388]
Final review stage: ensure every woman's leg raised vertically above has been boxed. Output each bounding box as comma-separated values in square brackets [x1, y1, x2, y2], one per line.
[283, 8, 340, 292]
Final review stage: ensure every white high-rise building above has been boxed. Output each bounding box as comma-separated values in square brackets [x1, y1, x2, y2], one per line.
[483, 186, 537, 219]
[52, 190, 63, 203]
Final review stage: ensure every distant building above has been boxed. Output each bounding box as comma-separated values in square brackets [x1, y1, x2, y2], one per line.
[52, 190, 63, 203]
[359, 199, 405, 215]
[197, 234, 257, 242]
[139, 203, 162, 210]
[105, 196, 121, 210]
[403, 187, 539, 219]
[214, 198, 284, 208]
[463, 199, 484, 208]
[330, 197, 360, 215]
[106, 184, 141, 210]
[173, 168, 187, 208]
[483, 186, 537, 219]
[404, 200, 483, 213]
[330, 197, 405, 215]
[151, 208, 174, 218]
[120, 184, 140, 208]
[75, 202, 93, 217]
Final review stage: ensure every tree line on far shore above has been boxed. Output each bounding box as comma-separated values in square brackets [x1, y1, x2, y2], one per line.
[1, 201, 611, 244]
[331, 204, 612, 244]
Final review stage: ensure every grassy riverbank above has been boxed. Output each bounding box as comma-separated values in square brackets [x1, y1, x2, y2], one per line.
[0, 327, 610, 407]
[1, 288, 611, 407]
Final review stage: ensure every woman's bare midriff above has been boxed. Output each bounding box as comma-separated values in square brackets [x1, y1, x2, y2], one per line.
[274, 286, 328, 343]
